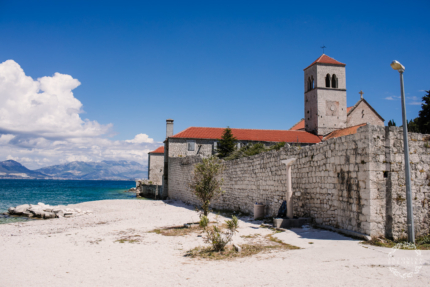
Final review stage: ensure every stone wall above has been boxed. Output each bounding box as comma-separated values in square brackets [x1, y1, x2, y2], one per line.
[148, 153, 164, 185]
[167, 125, 430, 239]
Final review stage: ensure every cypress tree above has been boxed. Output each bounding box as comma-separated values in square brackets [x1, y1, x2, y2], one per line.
[418, 90, 430, 134]
[216, 127, 237, 158]
[388, 120, 396, 127]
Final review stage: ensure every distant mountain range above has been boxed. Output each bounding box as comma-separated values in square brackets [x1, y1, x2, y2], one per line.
[0, 160, 147, 180]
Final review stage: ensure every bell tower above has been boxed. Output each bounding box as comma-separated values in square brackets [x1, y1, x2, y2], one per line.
[304, 54, 347, 136]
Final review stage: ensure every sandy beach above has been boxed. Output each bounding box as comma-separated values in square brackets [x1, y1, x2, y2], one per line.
[0, 199, 429, 287]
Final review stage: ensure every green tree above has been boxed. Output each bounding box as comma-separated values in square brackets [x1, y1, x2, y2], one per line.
[407, 118, 420, 133]
[418, 90, 430, 134]
[189, 156, 225, 216]
[388, 119, 396, 127]
[216, 127, 237, 158]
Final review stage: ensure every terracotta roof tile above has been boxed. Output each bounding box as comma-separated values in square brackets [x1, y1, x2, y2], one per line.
[289, 119, 305, 131]
[170, 127, 321, 144]
[149, 146, 164, 154]
[304, 54, 346, 70]
[323, 124, 367, 141]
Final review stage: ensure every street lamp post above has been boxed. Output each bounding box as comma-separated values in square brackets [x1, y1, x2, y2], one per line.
[390, 60, 415, 244]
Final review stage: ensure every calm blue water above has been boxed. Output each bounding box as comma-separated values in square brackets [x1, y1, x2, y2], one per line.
[0, 179, 137, 224]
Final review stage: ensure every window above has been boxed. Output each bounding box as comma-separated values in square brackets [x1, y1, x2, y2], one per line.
[325, 74, 330, 87]
[331, 74, 338, 88]
[187, 140, 195, 151]
[311, 76, 314, 89]
[307, 77, 311, 91]
[213, 141, 218, 154]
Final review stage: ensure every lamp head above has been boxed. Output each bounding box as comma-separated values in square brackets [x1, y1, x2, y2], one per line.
[391, 60, 405, 71]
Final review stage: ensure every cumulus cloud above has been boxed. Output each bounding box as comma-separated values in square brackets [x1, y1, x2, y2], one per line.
[125, 133, 155, 144]
[0, 60, 160, 169]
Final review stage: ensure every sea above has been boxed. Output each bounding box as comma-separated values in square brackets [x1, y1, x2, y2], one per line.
[0, 179, 138, 224]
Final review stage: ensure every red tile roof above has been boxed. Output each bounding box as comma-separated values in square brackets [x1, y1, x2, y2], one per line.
[323, 124, 367, 140]
[170, 127, 322, 144]
[290, 119, 305, 131]
[304, 54, 346, 70]
[149, 146, 164, 154]
[289, 106, 354, 131]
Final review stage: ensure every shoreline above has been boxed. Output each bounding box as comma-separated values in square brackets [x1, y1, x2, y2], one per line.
[1, 199, 429, 286]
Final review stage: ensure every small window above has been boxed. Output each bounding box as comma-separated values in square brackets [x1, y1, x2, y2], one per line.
[187, 141, 195, 151]
[325, 74, 330, 87]
[213, 141, 218, 150]
[311, 76, 315, 89]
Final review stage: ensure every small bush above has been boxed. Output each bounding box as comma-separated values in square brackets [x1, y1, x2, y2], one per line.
[204, 216, 239, 251]
[199, 215, 209, 229]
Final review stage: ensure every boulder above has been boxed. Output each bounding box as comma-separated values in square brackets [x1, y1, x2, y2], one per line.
[43, 212, 56, 219]
[8, 207, 16, 214]
[29, 206, 49, 218]
[55, 210, 65, 217]
[14, 204, 30, 214]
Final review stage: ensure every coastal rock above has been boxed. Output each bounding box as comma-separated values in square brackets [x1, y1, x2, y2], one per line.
[43, 212, 56, 219]
[6, 203, 91, 220]
[14, 204, 30, 214]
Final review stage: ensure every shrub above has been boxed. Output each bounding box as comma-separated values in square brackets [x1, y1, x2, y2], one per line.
[199, 215, 209, 229]
[189, 156, 225, 216]
[204, 216, 239, 251]
[225, 142, 286, 161]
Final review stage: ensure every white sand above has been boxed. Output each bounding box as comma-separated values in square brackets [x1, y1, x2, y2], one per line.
[0, 199, 429, 286]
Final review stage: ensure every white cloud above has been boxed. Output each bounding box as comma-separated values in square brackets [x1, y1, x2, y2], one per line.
[385, 96, 400, 100]
[0, 60, 160, 169]
[125, 133, 154, 143]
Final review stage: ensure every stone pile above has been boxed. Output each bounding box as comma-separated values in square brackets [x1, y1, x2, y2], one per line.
[7, 202, 92, 220]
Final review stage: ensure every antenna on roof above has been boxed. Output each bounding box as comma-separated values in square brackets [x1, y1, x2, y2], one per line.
[321, 45, 326, 54]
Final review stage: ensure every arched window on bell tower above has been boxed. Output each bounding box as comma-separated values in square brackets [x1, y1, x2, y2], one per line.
[331, 74, 338, 88]
[325, 74, 331, 87]
[311, 76, 314, 90]
[307, 77, 311, 91]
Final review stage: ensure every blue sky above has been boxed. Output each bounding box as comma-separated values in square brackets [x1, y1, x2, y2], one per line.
[0, 0, 429, 168]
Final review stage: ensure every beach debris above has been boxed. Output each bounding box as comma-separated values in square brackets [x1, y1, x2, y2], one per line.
[7, 202, 92, 220]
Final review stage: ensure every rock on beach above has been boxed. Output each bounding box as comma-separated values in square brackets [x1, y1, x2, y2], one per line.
[7, 202, 92, 220]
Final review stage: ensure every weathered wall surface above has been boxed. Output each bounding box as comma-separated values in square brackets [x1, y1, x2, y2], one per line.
[168, 125, 430, 239]
[368, 126, 430, 239]
[347, 100, 384, 127]
[148, 154, 164, 185]
[168, 138, 216, 158]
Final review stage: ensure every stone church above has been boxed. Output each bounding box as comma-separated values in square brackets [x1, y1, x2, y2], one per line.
[148, 54, 385, 185]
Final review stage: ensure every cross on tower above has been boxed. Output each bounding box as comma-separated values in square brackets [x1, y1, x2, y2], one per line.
[321, 45, 326, 53]
[359, 90, 364, 99]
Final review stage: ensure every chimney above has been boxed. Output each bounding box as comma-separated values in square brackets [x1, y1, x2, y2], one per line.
[166, 119, 174, 138]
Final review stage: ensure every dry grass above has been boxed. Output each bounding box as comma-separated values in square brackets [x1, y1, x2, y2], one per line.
[115, 235, 142, 244]
[149, 225, 203, 237]
[240, 234, 261, 239]
[186, 232, 299, 260]
[362, 235, 430, 250]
